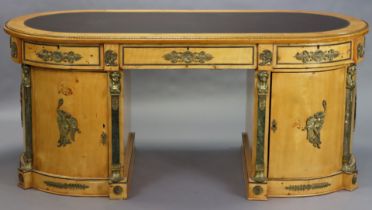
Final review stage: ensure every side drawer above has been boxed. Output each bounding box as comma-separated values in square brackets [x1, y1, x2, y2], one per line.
[273, 41, 352, 68]
[23, 42, 103, 70]
[120, 45, 256, 69]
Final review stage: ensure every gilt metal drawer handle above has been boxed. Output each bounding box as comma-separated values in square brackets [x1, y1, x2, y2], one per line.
[37, 49, 82, 64]
[163, 50, 213, 64]
[294, 49, 340, 64]
[302, 100, 327, 149]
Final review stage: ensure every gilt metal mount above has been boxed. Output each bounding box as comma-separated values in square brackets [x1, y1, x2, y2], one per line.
[295, 49, 340, 63]
[10, 41, 17, 58]
[259, 50, 273, 66]
[163, 50, 213, 64]
[105, 50, 118, 66]
[285, 182, 331, 191]
[57, 98, 81, 147]
[302, 100, 327, 149]
[37, 49, 82, 63]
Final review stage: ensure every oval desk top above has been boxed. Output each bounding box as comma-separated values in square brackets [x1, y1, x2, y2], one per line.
[4, 10, 369, 43]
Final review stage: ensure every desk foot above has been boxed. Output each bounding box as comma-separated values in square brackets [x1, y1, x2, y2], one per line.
[343, 172, 358, 191]
[109, 132, 136, 200]
[109, 182, 128, 200]
[18, 169, 33, 189]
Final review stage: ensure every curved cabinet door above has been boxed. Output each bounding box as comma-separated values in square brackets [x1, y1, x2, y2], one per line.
[268, 68, 346, 179]
[32, 68, 109, 178]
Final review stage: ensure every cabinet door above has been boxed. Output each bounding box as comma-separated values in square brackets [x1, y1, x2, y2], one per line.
[32, 68, 109, 178]
[268, 68, 345, 179]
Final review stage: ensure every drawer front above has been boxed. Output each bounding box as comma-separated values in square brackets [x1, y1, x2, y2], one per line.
[23, 42, 103, 70]
[120, 45, 256, 69]
[274, 42, 352, 68]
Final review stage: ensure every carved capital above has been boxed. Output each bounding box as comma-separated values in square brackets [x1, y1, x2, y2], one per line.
[257, 71, 269, 96]
[346, 64, 357, 90]
[109, 72, 121, 95]
[21, 64, 31, 88]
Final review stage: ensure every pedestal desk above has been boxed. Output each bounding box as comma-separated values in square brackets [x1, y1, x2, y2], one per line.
[4, 10, 368, 200]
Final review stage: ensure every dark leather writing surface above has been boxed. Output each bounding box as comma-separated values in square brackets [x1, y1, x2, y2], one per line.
[25, 12, 350, 33]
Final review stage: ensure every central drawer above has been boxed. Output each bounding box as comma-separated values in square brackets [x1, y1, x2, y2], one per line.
[120, 45, 256, 69]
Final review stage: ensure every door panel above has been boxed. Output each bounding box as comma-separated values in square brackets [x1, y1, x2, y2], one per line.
[32, 68, 109, 178]
[269, 68, 345, 179]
